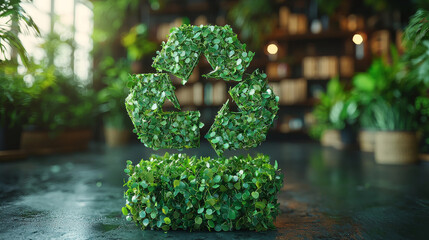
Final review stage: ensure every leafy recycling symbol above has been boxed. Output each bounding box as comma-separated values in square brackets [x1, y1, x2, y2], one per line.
[125, 25, 279, 156]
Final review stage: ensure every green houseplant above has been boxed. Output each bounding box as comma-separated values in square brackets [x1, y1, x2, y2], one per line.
[402, 9, 429, 161]
[0, 0, 39, 151]
[0, 63, 32, 150]
[368, 9, 429, 164]
[311, 77, 358, 149]
[351, 54, 401, 152]
[0, 0, 39, 66]
[97, 58, 133, 147]
[416, 97, 429, 160]
[352, 10, 429, 164]
[20, 33, 95, 154]
[21, 68, 95, 154]
[371, 97, 420, 164]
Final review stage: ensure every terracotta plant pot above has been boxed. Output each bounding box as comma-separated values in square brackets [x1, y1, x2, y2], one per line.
[358, 129, 376, 152]
[104, 127, 130, 147]
[21, 129, 92, 155]
[374, 131, 418, 164]
[321, 129, 344, 149]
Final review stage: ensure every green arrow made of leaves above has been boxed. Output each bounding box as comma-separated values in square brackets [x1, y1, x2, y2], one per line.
[206, 70, 279, 156]
[125, 73, 202, 150]
[126, 25, 279, 155]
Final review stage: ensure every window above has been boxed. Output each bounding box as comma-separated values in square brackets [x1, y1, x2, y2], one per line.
[20, 0, 93, 85]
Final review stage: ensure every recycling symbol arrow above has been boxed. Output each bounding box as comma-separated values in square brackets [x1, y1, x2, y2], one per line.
[126, 25, 279, 156]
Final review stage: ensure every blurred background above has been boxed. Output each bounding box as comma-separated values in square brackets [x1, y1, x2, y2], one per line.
[1, 0, 429, 164]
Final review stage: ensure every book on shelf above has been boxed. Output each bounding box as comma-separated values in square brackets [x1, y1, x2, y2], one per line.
[175, 85, 193, 106]
[279, 78, 307, 105]
[212, 81, 227, 106]
[268, 82, 281, 100]
[339, 56, 354, 78]
[288, 14, 307, 35]
[279, 7, 290, 30]
[266, 62, 289, 80]
[193, 82, 204, 106]
[303, 56, 343, 79]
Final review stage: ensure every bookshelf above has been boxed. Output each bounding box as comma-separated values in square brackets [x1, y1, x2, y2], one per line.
[141, 0, 403, 140]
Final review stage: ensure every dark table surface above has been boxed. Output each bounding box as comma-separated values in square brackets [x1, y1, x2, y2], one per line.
[1, 142, 429, 240]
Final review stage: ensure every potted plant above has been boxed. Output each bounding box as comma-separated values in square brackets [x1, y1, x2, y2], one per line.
[311, 77, 356, 149]
[356, 8, 429, 164]
[0, 0, 39, 153]
[416, 96, 429, 161]
[352, 52, 423, 164]
[0, 63, 32, 151]
[97, 58, 132, 147]
[352, 55, 400, 152]
[20, 33, 95, 154]
[372, 98, 419, 164]
[366, 9, 429, 164]
[21, 67, 95, 154]
[329, 93, 359, 148]
[399, 9, 429, 162]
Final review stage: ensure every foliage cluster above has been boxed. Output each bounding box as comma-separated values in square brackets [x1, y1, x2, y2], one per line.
[122, 153, 283, 231]
[121, 23, 157, 61]
[0, 63, 34, 128]
[206, 70, 279, 156]
[312, 9, 429, 136]
[125, 73, 203, 149]
[97, 57, 132, 129]
[228, 0, 275, 50]
[28, 70, 95, 131]
[310, 77, 358, 139]
[24, 33, 95, 132]
[128, 25, 278, 155]
[403, 9, 429, 86]
[152, 25, 254, 83]
[0, 0, 39, 66]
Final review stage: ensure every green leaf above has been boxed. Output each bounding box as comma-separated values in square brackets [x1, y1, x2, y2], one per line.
[206, 209, 213, 215]
[143, 218, 149, 226]
[255, 201, 266, 209]
[228, 210, 236, 220]
[122, 207, 128, 216]
[173, 180, 181, 188]
[195, 216, 203, 225]
[213, 175, 221, 183]
[208, 220, 215, 228]
[206, 198, 217, 206]
[164, 217, 171, 224]
[139, 210, 146, 218]
[197, 207, 204, 214]
[251, 191, 259, 199]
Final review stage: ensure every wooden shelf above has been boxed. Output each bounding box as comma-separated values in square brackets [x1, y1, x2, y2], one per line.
[280, 98, 319, 107]
[149, 1, 210, 15]
[266, 30, 355, 42]
[0, 150, 27, 161]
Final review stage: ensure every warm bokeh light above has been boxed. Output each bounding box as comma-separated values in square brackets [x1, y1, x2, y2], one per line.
[267, 43, 279, 55]
[352, 33, 363, 45]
